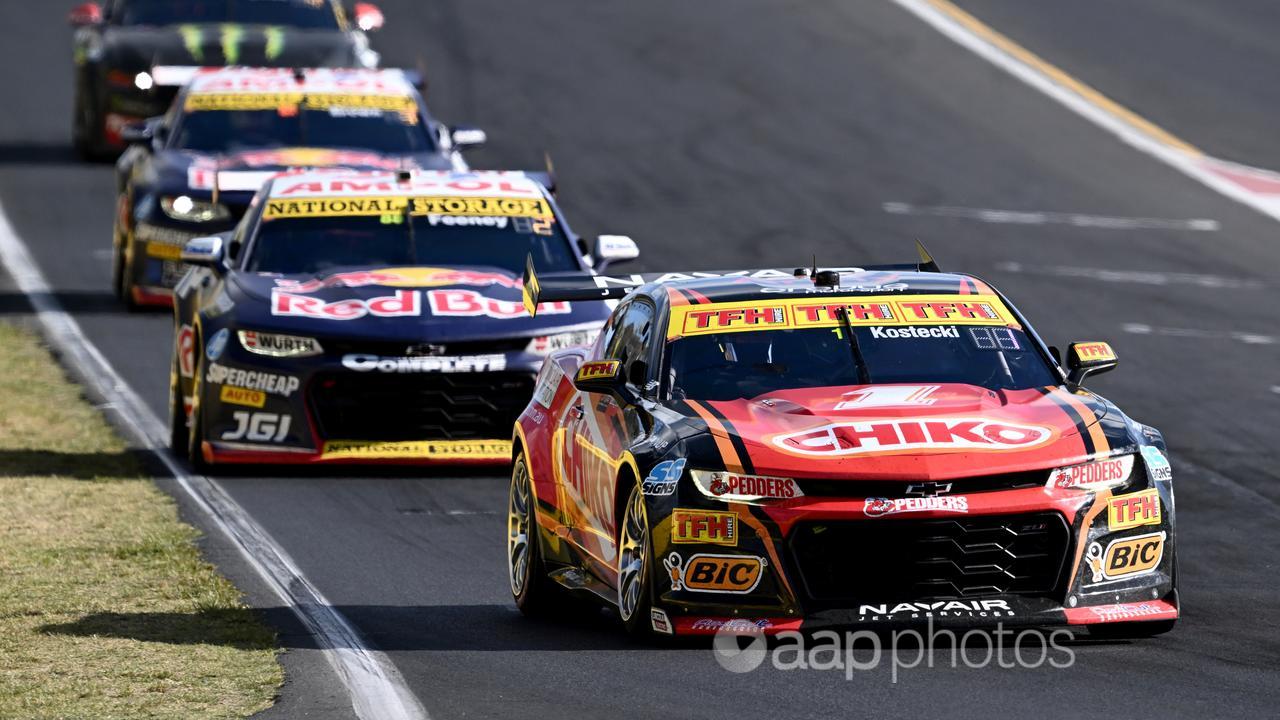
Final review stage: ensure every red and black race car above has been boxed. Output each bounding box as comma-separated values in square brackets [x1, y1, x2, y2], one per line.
[507, 248, 1177, 637]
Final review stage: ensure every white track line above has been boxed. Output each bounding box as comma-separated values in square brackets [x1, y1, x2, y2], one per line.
[0, 200, 428, 720]
[884, 202, 1219, 231]
[996, 261, 1265, 290]
[1122, 322, 1276, 346]
[889, 0, 1280, 225]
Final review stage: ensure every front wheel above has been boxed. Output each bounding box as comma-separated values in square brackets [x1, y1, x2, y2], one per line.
[618, 482, 655, 636]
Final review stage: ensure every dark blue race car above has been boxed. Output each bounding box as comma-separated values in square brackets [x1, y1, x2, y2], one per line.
[170, 169, 639, 470]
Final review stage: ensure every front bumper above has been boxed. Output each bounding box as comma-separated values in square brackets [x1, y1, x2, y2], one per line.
[194, 340, 542, 466]
[648, 459, 1178, 635]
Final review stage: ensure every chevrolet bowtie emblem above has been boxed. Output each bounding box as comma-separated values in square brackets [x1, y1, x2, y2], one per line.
[904, 481, 953, 498]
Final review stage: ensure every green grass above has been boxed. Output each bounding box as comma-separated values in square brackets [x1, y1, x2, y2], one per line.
[0, 323, 281, 719]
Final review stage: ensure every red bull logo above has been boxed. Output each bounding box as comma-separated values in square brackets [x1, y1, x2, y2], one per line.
[276, 267, 520, 294]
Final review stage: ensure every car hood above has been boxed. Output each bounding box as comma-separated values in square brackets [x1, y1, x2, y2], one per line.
[681, 384, 1115, 480]
[154, 148, 452, 196]
[103, 24, 358, 70]
[229, 265, 608, 342]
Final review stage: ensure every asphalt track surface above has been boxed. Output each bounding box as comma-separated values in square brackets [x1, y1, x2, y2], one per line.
[1, 1, 1278, 718]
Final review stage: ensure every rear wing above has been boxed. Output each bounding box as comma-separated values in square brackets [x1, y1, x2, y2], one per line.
[521, 242, 942, 317]
[151, 66, 209, 88]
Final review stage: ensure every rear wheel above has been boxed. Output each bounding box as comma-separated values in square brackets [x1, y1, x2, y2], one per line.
[618, 482, 655, 636]
[185, 340, 211, 473]
[168, 349, 187, 455]
[508, 453, 573, 616]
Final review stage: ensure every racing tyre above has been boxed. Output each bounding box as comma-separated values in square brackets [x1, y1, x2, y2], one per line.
[185, 339, 211, 474]
[617, 481, 656, 637]
[168, 350, 186, 455]
[508, 453, 575, 616]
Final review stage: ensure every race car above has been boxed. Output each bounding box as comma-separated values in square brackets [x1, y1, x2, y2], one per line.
[70, 0, 386, 157]
[508, 249, 1178, 637]
[170, 168, 639, 470]
[113, 66, 486, 309]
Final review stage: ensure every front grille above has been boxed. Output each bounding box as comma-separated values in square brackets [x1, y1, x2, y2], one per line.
[796, 469, 1047, 498]
[322, 337, 530, 358]
[308, 371, 534, 441]
[788, 512, 1071, 607]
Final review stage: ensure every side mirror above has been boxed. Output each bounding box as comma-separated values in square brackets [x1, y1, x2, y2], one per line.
[119, 122, 152, 146]
[353, 2, 385, 31]
[573, 360, 627, 395]
[68, 2, 103, 27]
[593, 234, 640, 270]
[1066, 341, 1118, 386]
[181, 236, 226, 272]
[449, 126, 487, 151]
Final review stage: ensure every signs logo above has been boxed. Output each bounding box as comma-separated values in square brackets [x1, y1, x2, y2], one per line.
[664, 553, 765, 594]
[1141, 446, 1173, 482]
[863, 496, 968, 517]
[1108, 489, 1162, 531]
[1086, 531, 1166, 584]
[641, 458, 685, 497]
[1050, 455, 1134, 490]
[205, 328, 230, 362]
[772, 418, 1054, 457]
[671, 509, 738, 546]
[272, 289, 421, 320]
[692, 471, 802, 502]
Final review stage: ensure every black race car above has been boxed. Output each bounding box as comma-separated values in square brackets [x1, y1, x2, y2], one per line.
[70, 0, 386, 157]
[507, 249, 1178, 637]
[170, 169, 640, 470]
[113, 66, 484, 309]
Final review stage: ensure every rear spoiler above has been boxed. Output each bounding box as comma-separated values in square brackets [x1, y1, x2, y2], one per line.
[151, 65, 210, 88]
[521, 242, 942, 317]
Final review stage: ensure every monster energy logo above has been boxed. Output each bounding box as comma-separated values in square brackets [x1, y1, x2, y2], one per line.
[176, 25, 287, 63]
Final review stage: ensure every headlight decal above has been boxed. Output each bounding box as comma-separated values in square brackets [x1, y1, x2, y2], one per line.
[161, 195, 231, 223]
[238, 330, 323, 358]
[1048, 454, 1134, 491]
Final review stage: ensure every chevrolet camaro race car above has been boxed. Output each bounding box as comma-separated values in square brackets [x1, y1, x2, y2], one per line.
[113, 66, 485, 308]
[170, 169, 639, 469]
[70, 0, 387, 157]
[508, 251, 1178, 637]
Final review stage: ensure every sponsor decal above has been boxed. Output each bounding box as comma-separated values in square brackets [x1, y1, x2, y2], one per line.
[761, 283, 908, 294]
[858, 599, 1013, 620]
[1076, 601, 1176, 623]
[205, 363, 300, 397]
[1108, 489, 1162, 531]
[641, 458, 686, 497]
[668, 294, 1018, 339]
[863, 496, 969, 517]
[688, 618, 773, 632]
[320, 439, 511, 460]
[671, 509, 738, 546]
[277, 267, 521, 294]
[1141, 446, 1172, 482]
[834, 385, 940, 410]
[1086, 531, 1166, 584]
[205, 329, 229, 362]
[219, 385, 266, 409]
[186, 92, 419, 120]
[427, 289, 569, 319]
[773, 418, 1055, 457]
[135, 223, 197, 247]
[176, 325, 195, 378]
[272, 289, 421, 320]
[697, 472, 800, 501]
[1073, 341, 1117, 364]
[1051, 455, 1135, 490]
[273, 174, 540, 199]
[650, 609, 673, 636]
[341, 354, 506, 373]
[221, 411, 292, 442]
[262, 195, 551, 220]
[576, 359, 622, 383]
[238, 331, 322, 358]
[664, 552, 765, 594]
[145, 241, 183, 261]
[868, 326, 959, 339]
[532, 362, 565, 408]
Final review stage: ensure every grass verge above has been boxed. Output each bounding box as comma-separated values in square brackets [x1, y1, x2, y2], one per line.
[0, 323, 281, 719]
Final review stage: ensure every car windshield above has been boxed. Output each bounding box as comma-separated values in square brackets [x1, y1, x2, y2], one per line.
[245, 215, 580, 276]
[666, 325, 1058, 401]
[172, 106, 433, 154]
[111, 0, 341, 28]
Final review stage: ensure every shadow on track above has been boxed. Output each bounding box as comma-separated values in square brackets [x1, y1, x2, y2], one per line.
[0, 142, 85, 167]
[0, 290, 153, 316]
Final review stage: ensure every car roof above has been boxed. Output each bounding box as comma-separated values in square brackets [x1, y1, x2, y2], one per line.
[263, 170, 551, 200]
[641, 269, 1000, 305]
[184, 67, 417, 98]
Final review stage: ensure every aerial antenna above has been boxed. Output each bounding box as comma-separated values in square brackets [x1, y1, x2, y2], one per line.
[810, 254, 818, 283]
[415, 57, 430, 96]
[915, 240, 940, 273]
[543, 151, 558, 196]
[211, 156, 222, 207]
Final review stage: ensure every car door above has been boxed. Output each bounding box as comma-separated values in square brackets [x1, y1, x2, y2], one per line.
[561, 299, 656, 573]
